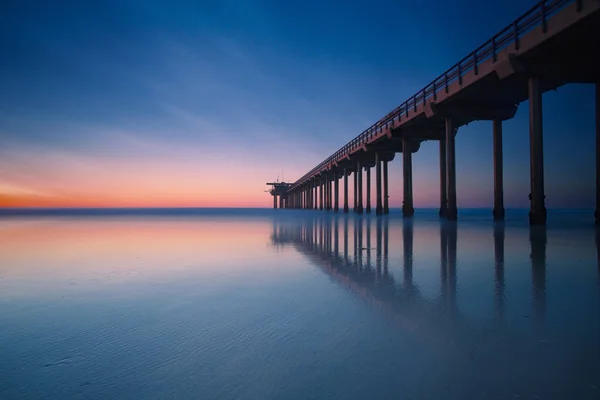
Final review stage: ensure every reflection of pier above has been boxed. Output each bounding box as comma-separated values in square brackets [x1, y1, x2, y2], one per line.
[271, 216, 550, 342]
[292, 217, 461, 345]
[530, 226, 547, 326]
[596, 228, 600, 283]
[271, 218, 472, 349]
[494, 223, 505, 320]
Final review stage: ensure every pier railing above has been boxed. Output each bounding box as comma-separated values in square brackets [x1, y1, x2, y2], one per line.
[289, 0, 575, 190]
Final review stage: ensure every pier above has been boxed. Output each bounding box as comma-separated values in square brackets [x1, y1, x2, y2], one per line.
[266, 181, 292, 209]
[272, 0, 600, 225]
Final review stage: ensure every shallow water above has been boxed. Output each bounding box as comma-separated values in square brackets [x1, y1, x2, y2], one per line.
[0, 209, 598, 399]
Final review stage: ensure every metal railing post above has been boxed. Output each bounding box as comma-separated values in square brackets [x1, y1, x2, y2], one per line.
[444, 71, 448, 93]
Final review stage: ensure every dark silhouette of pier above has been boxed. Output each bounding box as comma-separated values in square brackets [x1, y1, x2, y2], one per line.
[270, 0, 600, 225]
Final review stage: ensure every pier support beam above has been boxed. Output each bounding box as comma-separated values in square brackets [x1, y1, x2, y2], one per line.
[305, 187, 309, 209]
[402, 139, 414, 217]
[353, 170, 358, 213]
[365, 166, 371, 213]
[528, 76, 546, 225]
[439, 138, 447, 218]
[357, 160, 363, 214]
[446, 117, 458, 220]
[376, 153, 383, 215]
[314, 182, 318, 210]
[319, 179, 324, 210]
[305, 188, 308, 209]
[327, 176, 332, 210]
[325, 176, 329, 211]
[493, 119, 505, 220]
[273, 195, 278, 209]
[334, 173, 339, 212]
[595, 81, 600, 226]
[383, 160, 389, 214]
[322, 179, 325, 210]
[327, 176, 331, 211]
[304, 184, 310, 210]
[343, 168, 349, 213]
[303, 188, 306, 209]
[330, 176, 334, 210]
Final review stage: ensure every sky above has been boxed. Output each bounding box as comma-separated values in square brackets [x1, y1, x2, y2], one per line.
[0, 0, 596, 208]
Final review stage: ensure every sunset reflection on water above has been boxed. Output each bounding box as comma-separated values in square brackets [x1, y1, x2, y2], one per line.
[0, 210, 598, 399]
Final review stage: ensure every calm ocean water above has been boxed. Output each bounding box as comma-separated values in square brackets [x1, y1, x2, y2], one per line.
[0, 208, 598, 399]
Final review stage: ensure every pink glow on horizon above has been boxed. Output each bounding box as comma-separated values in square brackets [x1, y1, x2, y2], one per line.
[0, 138, 525, 209]
[0, 145, 319, 208]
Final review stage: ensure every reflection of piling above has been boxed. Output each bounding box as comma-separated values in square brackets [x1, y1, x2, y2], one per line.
[357, 217, 364, 269]
[314, 219, 318, 250]
[383, 218, 389, 260]
[334, 217, 339, 259]
[447, 223, 457, 310]
[353, 218, 358, 261]
[321, 217, 326, 253]
[376, 217, 382, 269]
[343, 217, 349, 262]
[327, 217, 332, 254]
[403, 219, 413, 288]
[324, 218, 328, 254]
[494, 223, 506, 321]
[357, 218, 363, 267]
[322, 217, 326, 252]
[313, 219, 317, 249]
[366, 218, 372, 269]
[596, 228, 600, 283]
[383, 218, 390, 274]
[440, 224, 448, 299]
[530, 226, 547, 326]
[328, 217, 333, 254]
[317, 219, 323, 252]
[317, 218, 322, 252]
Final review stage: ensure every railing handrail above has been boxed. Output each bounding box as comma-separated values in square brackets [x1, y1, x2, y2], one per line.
[288, 0, 572, 191]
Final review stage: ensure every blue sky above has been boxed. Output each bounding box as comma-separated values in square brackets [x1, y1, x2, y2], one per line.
[0, 0, 595, 207]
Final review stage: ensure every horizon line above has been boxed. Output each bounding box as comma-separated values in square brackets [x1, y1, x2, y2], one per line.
[0, 206, 593, 211]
